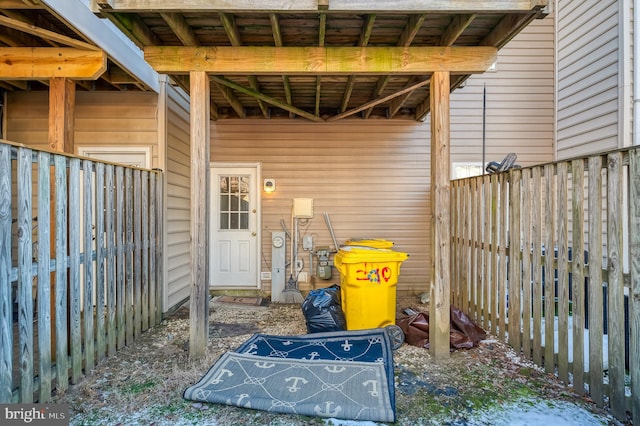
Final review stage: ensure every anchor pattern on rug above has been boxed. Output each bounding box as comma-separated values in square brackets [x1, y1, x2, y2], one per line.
[184, 329, 396, 423]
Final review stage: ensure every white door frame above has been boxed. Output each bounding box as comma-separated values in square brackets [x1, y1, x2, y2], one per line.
[210, 162, 262, 289]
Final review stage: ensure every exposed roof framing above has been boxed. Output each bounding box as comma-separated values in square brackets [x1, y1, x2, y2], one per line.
[0, 0, 156, 91]
[0, 0, 549, 121]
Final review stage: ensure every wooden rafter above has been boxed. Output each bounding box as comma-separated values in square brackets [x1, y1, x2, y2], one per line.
[0, 47, 107, 79]
[212, 78, 245, 118]
[143, 46, 497, 75]
[327, 77, 430, 122]
[103, 11, 159, 48]
[270, 13, 293, 118]
[364, 13, 425, 118]
[210, 75, 323, 122]
[314, 12, 326, 116]
[339, 13, 375, 113]
[0, 14, 97, 49]
[440, 14, 476, 46]
[161, 12, 198, 46]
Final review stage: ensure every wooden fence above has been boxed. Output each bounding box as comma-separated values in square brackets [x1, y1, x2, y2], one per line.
[451, 146, 639, 423]
[0, 139, 163, 403]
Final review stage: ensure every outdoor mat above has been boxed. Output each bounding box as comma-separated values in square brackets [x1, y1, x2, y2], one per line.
[183, 328, 395, 422]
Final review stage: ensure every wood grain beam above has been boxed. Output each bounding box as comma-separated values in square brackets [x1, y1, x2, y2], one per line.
[210, 75, 323, 122]
[144, 46, 497, 75]
[339, 14, 375, 113]
[103, 0, 318, 11]
[365, 14, 424, 118]
[212, 78, 245, 118]
[161, 12, 199, 46]
[248, 75, 269, 118]
[429, 70, 451, 360]
[0, 47, 107, 79]
[440, 14, 476, 46]
[388, 76, 418, 118]
[481, 13, 534, 48]
[103, 11, 159, 48]
[328, 0, 547, 12]
[327, 76, 430, 121]
[0, 15, 98, 50]
[188, 70, 210, 359]
[269, 13, 294, 118]
[314, 13, 326, 116]
[219, 12, 241, 46]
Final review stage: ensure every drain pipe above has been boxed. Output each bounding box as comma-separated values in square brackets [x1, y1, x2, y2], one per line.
[634, 0, 639, 145]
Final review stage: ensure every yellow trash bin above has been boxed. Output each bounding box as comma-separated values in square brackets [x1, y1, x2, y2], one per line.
[334, 245, 409, 330]
[343, 238, 394, 249]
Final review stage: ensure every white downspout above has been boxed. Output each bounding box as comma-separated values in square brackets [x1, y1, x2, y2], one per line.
[634, 0, 639, 146]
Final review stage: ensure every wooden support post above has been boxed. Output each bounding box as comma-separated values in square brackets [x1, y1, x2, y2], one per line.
[189, 71, 211, 358]
[47, 77, 75, 371]
[429, 71, 451, 359]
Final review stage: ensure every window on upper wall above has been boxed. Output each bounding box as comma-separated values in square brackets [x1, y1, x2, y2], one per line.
[451, 162, 483, 179]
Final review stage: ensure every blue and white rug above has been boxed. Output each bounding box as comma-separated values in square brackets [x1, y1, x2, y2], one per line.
[183, 329, 395, 422]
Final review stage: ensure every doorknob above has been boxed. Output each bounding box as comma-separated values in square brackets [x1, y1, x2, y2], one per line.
[252, 232, 257, 236]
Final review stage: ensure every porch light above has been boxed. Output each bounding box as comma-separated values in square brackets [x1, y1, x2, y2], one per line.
[264, 178, 276, 193]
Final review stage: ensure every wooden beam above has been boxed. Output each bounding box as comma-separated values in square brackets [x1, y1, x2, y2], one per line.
[328, 0, 548, 12]
[388, 76, 418, 118]
[429, 70, 451, 360]
[161, 12, 199, 46]
[339, 14, 375, 113]
[0, 48, 107, 79]
[219, 12, 241, 46]
[212, 78, 245, 118]
[440, 14, 476, 46]
[189, 70, 210, 359]
[248, 75, 269, 118]
[270, 14, 294, 118]
[0, 15, 98, 50]
[327, 77, 430, 121]
[103, 11, 160, 48]
[144, 46, 497, 75]
[104, 0, 318, 11]
[48, 77, 75, 153]
[481, 13, 535, 48]
[314, 13, 326, 116]
[210, 75, 324, 122]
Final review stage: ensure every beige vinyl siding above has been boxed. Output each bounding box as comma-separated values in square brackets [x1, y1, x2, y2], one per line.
[161, 82, 192, 311]
[6, 91, 160, 167]
[556, 0, 619, 158]
[447, 14, 556, 169]
[211, 120, 430, 296]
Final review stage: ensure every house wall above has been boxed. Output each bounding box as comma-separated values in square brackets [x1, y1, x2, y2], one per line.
[210, 120, 431, 296]
[6, 91, 161, 167]
[159, 81, 192, 311]
[447, 13, 556, 170]
[556, 0, 622, 158]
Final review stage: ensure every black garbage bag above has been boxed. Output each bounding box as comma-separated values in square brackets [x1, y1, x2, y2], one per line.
[301, 284, 346, 333]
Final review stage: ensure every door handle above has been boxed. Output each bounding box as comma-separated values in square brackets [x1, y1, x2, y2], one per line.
[252, 232, 257, 236]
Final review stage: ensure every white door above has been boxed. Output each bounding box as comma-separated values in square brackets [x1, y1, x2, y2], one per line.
[210, 165, 259, 288]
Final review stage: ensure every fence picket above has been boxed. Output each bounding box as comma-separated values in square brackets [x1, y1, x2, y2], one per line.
[69, 159, 82, 384]
[557, 162, 569, 384]
[37, 152, 52, 402]
[543, 164, 555, 374]
[607, 152, 625, 419]
[95, 162, 106, 363]
[142, 172, 149, 331]
[82, 159, 95, 374]
[587, 156, 604, 407]
[105, 165, 116, 357]
[522, 169, 532, 358]
[629, 149, 640, 423]
[54, 154, 68, 393]
[571, 159, 585, 395]
[0, 144, 11, 402]
[531, 167, 543, 366]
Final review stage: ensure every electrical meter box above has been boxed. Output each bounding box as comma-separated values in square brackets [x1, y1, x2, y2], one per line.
[293, 198, 313, 218]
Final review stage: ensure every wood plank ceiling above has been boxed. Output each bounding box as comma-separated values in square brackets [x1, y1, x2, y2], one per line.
[0, 0, 549, 121]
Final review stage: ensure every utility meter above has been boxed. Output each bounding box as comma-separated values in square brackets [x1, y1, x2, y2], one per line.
[273, 234, 284, 248]
[315, 247, 332, 280]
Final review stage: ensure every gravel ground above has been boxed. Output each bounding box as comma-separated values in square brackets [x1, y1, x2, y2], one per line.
[51, 296, 624, 425]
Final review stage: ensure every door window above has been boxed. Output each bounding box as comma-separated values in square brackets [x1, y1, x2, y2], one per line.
[219, 175, 250, 230]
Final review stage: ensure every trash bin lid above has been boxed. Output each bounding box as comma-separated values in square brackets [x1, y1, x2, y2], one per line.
[343, 238, 395, 249]
[335, 245, 409, 264]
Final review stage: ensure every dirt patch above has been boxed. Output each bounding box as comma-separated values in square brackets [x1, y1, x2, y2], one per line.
[52, 296, 619, 425]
